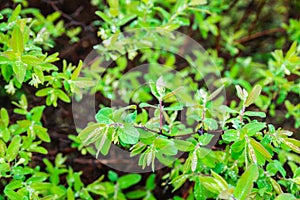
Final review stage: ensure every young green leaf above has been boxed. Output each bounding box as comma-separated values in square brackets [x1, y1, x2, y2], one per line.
[235, 85, 244, 100]
[274, 193, 297, 200]
[249, 138, 272, 160]
[95, 11, 114, 25]
[10, 26, 24, 54]
[222, 129, 238, 142]
[13, 61, 26, 83]
[245, 85, 262, 107]
[1, 108, 9, 127]
[6, 135, 21, 162]
[118, 124, 139, 144]
[234, 164, 259, 200]
[95, 107, 113, 124]
[244, 111, 266, 118]
[206, 86, 224, 101]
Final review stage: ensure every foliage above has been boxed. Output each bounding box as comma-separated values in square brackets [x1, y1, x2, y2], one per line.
[1, 0, 300, 200]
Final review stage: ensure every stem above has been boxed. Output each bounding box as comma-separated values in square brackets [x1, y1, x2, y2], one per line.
[159, 99, 163, 133]
[240, 105, 245, 122]
[201, 100, 207, 128]
[134, 125, 161, 134]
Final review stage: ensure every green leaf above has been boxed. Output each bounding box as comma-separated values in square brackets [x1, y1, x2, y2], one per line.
[266, 160, 286, 177]
[95, 11, 113, 25]
[244, 111, 266, 118]
[1, 108, 9, 127]
[10, 26, 24, 54]
[34, 125, 50, 142]
[206, 86, 224, 101]
[78, 123, 105, 145]
[117, 174, 141, 189]
[198, 175, 224, 194]
[118, 124, 139, 144]
[130, 142, 147, 157]
[189, 0, 207, 6]
[191, 150, 197, 172]
[198, 133, 214, 146]
[219, 105, 239, 114]
[117, 14, 137, 26]
[234, 164, 259, 200]
[275, 193, 297, 200]
[194, 179, 207, 200]
[0, 139, 7, 157]
[5, 180, 23, 190]
[146, 174, 156, 190]
[32, 146, 48, 154]
[13, 61, 26, 83]
[270, 178, 283, 195]
[95, 107, 113, 124]
[36, 88, 52, 97]
[211, 170, 228, 190]
[149, 80, 160, 99]
[1, 63, 13, 82]
[174, 139, 195, 152]
[282, 138, 300, 154]
[4, 189, 23, 200]
[222, 129, 238, 142]
[125, 111, 137, 123]
[163, 105, 183, 111]
[67, 188, 75, 200]
[8, 4, 21, 23]
[31, 105, 45, 122]
[245, 85, 262, 107]
[21, 55, 41, 65]
[203, 118, 218, 130]
[126, 190, 147, 199]
[0, 163, 10, 173]
[56, 89, 71, 103]
[156, 76, 165, 97]
[96, 127, 111, 156]
[235, 85, 244, 100]
[154, 138, 173, 149]
[242, 122, 266, 136]
[171, 175, 188, 192]
[139, 102, 157, 108]
[108, 170, 118, 182]
[71, 60, 83, 80]
[6, 135, 21, 162]
[249, 138, 272, 160]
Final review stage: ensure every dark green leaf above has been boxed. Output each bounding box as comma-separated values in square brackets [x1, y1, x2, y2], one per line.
[108, 170, 118, 182]
[146, 174, 156, 191]
[117, 174, 142, 189]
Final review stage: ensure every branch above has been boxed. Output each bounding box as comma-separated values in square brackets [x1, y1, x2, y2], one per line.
[235, 28, 285, 44]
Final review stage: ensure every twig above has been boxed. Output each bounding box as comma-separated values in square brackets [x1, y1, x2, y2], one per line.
[134, 125, 161, 134]
[235, 28, 285, 44]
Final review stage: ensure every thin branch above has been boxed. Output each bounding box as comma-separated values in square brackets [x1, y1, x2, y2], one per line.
[235, 28, 285, 44]
[134, 125, 161, 134]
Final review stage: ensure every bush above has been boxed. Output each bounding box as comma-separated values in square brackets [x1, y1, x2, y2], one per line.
[0, 0, 300, 199]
